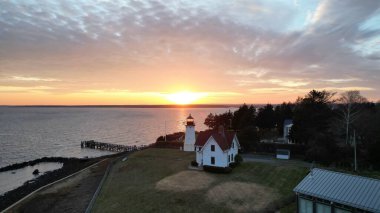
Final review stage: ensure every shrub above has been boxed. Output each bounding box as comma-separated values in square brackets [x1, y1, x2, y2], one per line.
[203, 165, 232, 173]
[191, 160, 198, 167]
[229, 162, 238, 168]
[235, 154, 243, 164]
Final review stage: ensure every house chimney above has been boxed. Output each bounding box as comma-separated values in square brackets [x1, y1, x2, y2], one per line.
[218, 125, 225, 138]
[309, 161, 315, 179]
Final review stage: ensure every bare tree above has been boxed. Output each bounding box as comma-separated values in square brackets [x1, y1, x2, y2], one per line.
[337, 90, 367, 144]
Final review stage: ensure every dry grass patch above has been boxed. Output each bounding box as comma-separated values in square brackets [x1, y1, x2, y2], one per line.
[207, 181, 279, 213]
[156, 171, 215, 192]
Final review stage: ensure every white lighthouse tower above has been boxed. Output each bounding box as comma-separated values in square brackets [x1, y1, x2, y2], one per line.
[183, 114, 196, 152]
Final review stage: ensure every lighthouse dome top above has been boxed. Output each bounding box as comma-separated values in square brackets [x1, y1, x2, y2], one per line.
[187, 114, 194, 119]
[186, 114, 195, 126]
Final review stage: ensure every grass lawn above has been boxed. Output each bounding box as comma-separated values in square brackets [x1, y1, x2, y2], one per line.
[92, 148, 309, 213]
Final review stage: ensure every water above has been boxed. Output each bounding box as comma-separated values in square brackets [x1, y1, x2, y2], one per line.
[0, 107, 232, 168]
[0, 162, 63, 195]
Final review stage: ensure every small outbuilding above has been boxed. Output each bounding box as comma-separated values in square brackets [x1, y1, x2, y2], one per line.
[294, 168, 380, 213]
[276, 149, 290, 160]
[195, 126, 240, 168]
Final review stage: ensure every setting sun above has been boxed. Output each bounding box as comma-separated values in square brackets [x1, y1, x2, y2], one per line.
[166, 91, 206, 105]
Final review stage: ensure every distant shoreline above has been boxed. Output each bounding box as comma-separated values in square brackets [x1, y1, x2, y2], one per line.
[0, 104, 267, 108]
[0, 104, 241, 108]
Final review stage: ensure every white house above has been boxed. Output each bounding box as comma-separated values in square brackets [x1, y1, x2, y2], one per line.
[183, 114, 196, 152]
[195, 126, 240, 168]
[283, 119, 293, 143]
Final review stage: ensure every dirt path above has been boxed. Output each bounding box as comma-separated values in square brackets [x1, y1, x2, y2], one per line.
[242, 154, 311, 167]
[6, 159, 111, 213]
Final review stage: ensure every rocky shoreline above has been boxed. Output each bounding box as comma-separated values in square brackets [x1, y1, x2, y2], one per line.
[0, 152, 125, 211]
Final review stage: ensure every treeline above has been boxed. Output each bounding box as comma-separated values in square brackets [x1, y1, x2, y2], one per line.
[204, 90, 380, 169]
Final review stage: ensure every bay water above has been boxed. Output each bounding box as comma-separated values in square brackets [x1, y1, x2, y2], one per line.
[0, 107, 232, 168]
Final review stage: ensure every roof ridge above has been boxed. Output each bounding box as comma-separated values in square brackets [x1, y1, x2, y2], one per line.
[312, 168, 380, 182]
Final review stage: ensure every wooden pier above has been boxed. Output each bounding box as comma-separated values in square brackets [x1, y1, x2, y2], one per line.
[81, 140, 152, 152]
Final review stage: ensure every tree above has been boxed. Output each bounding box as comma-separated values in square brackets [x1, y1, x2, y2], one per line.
[204, 113, 215, 129]
[352, 102, 380, 169]
[337, 90, 367, 144]
[256, 104, 276, 130]
[232, 104, 256, 130]
[305, 132, 338, 165]
[291, 90, 335, 145]
[215, 110, 234, 129]
[204, 111, 233, 130]
[237, 126, 259, 152]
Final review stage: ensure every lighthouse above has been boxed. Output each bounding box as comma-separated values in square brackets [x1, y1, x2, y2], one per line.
[183, 114, 196, 152]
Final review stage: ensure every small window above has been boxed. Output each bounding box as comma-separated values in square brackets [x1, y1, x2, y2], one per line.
[228, 155, 230, 163]
[198, 147, 201, 151]
[211, 145, 215, 151]
[232, 142, 234, 148]
[211, 157, 215, 165]
[299, 198, 313, 213]
[335, 208, 351, 213]
[316, 203, 331, 213]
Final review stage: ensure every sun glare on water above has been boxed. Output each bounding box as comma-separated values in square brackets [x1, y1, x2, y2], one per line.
[166, 91, 206, 105]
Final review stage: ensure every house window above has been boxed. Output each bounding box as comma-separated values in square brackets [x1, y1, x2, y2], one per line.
[211, 157, 215, 165]
[211, 145, 215, 151]
[228, 155, 230, 163]
[335, 208, 351, 213]
[298, 198, 313, 213]
[198, 147, 201, 151]
[316, 203, 331, 213]
[232, 142, 234, 148]
[231, 154, 234, 162]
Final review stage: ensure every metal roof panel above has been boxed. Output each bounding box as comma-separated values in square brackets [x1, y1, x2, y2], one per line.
[294, 168, 380, 212]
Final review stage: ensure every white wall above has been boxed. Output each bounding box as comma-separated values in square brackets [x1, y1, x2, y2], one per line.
[284, 124, 293, 143]
[196, 146, 203, 165]
[227, 136, 239, 163]
[196, 135, 240, 168]
[201, 137, 229, 167]
[276, 154, 290, 160]
[184, 125, 195, 152]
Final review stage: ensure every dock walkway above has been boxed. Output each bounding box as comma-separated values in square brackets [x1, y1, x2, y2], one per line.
[81, 140, 151, 152]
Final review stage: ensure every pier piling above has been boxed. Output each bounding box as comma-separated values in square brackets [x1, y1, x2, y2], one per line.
[80, 140, 152, 152]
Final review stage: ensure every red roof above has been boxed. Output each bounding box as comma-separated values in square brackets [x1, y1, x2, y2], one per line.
[194, 130, 236, 151]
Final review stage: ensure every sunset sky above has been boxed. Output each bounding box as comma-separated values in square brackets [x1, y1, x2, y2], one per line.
[0, 0, 379, 105]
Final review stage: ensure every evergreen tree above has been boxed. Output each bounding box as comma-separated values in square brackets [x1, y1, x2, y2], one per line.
[256, 104, 276, 130]
[291, 90, 335, 145]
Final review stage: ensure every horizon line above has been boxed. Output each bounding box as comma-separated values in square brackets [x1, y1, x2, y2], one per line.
[0, 104, 274, 108]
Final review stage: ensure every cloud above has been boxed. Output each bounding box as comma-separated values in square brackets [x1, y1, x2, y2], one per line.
[249, 86, 374, 95]
[226, 69, 268, 78]
[322, 87, 374, 91]
[320, 78, 362, 84]
[0, 0, 379, 103]
[11, 76, 61, 82]
[267, 79, 310, 87]
[0, 86, 54, 93]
